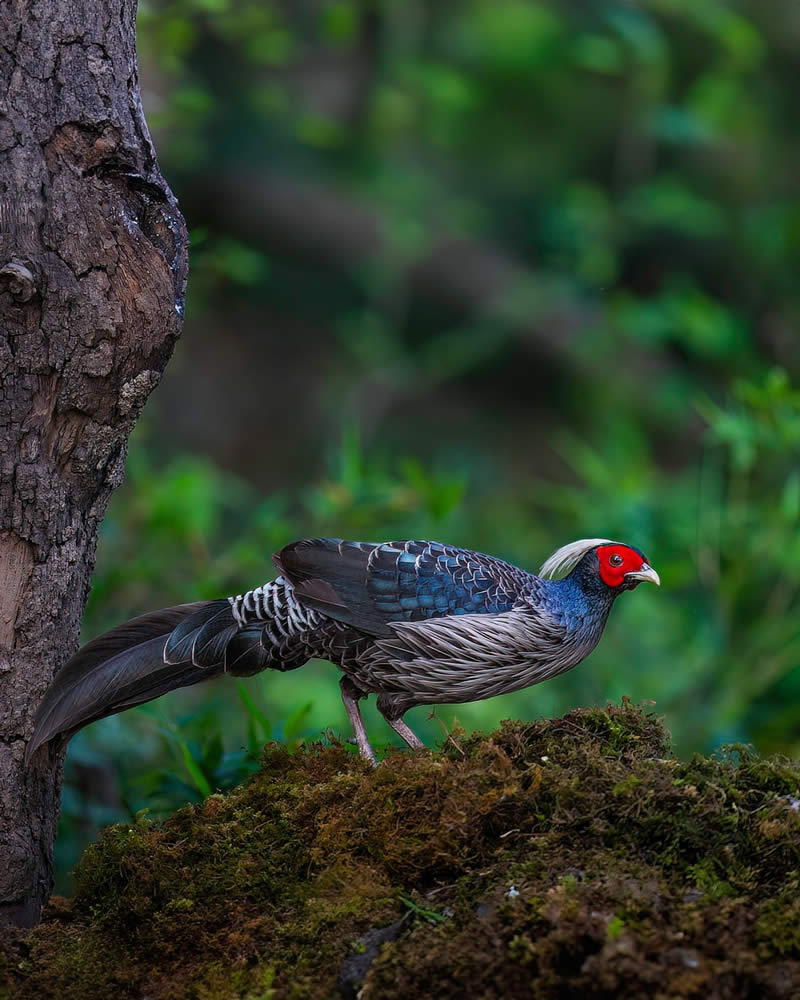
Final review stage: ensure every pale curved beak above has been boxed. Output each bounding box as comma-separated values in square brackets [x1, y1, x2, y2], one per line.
[625, 563, 661, 586]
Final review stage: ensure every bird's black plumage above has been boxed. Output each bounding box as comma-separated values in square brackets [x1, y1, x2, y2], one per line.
[26, 537, 659, 764]
[27, 603, 219, 757]
[276, 538, 528, 632]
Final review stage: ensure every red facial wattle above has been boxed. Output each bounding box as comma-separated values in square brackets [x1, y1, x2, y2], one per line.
[596, 544, 647, 588]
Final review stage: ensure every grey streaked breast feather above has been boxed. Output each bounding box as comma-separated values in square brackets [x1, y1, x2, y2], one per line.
[356, 608, 591, 705]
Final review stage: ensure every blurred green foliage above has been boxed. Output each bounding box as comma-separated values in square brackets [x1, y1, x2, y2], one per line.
[55, 0, 800, 887]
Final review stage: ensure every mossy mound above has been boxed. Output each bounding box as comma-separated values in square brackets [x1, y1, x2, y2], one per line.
[2, 701, 800, 999]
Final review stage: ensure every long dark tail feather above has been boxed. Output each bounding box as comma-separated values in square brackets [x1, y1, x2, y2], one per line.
[25, 601, 227, 764]
[225, 627, 271, 676]
[166, 598, 276, 675]
[164, 601, 232, 663]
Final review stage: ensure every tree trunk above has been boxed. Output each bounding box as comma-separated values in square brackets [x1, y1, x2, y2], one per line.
[0, 0, 188, 926]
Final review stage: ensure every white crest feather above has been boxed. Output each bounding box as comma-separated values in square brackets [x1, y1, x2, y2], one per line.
[539, 538, 618, 580]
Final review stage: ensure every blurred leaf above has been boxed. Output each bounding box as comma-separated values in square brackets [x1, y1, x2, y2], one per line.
[284, 702, 313, 745]
[604, 6, 666, 65]
[647, 106, 714, 145]
[622, 177, 724, 237]
[464, 0, 562, 71]
[172, 86, 216, 115]
[237, 681, 273, 744]
[179, 739, 212, 798]
[322, 1, 358, 44]
[244, 29, 293, 65]
[572, 35, 624, 75]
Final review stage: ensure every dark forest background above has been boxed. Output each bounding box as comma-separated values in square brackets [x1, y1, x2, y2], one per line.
[57, 0, 800, 887]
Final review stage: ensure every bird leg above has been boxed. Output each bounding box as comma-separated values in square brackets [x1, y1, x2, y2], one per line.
[339, 676, 377, 765]
[385, 715, 425, 751]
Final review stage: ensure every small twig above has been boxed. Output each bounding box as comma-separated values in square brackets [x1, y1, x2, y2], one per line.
[427, 708, 466, 757]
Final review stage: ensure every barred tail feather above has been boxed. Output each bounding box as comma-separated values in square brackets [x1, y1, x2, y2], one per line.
[163, 600, 269, 672]
[26, 579, 319, 762]
[163, 601, 233, 664]
[25, 602, 223, 763]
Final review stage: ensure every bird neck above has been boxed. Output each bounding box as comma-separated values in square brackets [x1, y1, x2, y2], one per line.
[542, 570, 618, 634]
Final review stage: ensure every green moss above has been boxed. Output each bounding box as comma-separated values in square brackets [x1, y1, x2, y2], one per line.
[756, 889, 800, 958]
[2, 702, 799, 998]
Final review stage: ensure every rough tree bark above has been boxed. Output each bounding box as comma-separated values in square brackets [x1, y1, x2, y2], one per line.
[0, 1, 188, 925]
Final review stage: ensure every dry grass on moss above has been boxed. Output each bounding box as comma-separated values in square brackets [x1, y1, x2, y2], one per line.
[2, 701, 799, 999]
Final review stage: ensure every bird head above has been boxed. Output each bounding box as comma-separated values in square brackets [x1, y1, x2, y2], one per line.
[594, 543, 660, 591]
[540, 538, 660, 594]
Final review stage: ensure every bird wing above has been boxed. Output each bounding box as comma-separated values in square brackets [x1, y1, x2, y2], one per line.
[273, 538, 532, 638]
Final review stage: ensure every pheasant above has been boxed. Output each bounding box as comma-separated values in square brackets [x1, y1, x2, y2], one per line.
[26, 537, 659, 764]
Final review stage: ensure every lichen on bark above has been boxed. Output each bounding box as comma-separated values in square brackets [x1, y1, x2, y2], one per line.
[1, 702, 798, 999]
[0, 0, 187, 925]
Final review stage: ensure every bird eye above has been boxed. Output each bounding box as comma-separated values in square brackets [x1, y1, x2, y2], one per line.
[609, 553, 623, 567]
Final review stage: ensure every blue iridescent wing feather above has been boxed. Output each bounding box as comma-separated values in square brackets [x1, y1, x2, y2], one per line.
[274, 538, 533, 637]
